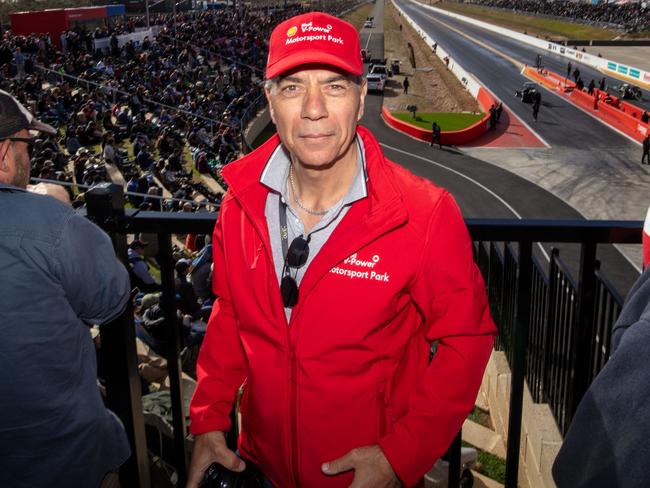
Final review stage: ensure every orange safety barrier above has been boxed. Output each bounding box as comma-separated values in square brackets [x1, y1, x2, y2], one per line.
[619, 100, 649, 122]
[522, 64, 650, 141]
[597, 100, 649, 140]
[522, 66, 575, 92]
[570, 88, 598, 111]
[381, 86, 494, 145]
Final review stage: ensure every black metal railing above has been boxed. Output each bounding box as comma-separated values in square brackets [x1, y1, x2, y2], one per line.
[85, 185, 643, 488]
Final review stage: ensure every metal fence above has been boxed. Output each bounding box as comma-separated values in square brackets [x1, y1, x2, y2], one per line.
[474, 239, 628, 436]
[85, 185, 643, 488]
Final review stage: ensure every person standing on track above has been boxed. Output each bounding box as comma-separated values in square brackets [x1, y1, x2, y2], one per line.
[431, 121, 442, 148]
[187, 11, 496, 488]
[642, 134, 650, 165]
[532, 91, 542, 121]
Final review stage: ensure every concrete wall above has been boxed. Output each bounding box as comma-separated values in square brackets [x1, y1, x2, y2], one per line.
[244, 107, 272, 150]
[481, 351, 563, 488]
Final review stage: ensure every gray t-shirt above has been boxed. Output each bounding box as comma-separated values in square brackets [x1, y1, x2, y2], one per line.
[261, 138, 368, 322]
[0, 182, 131, 488]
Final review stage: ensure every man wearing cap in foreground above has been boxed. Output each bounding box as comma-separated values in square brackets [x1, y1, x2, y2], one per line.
[189, 13, 496, 487]
[0, 89, 131, 487]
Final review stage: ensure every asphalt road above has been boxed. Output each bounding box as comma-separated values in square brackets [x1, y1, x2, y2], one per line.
[358, 0, 640, 294]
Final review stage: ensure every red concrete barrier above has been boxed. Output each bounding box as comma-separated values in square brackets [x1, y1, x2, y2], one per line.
[381, 86, 495, 145]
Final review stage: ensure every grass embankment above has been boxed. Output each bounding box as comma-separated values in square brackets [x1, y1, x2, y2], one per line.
[433, 1, 650, 40]
[393, 111, 484, 130]
[344, 1, 375, 31]
[384, 1, 480, 114]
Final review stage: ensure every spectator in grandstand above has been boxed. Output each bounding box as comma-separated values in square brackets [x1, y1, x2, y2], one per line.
[128, 239, 162, 292]
[190, 236, 214, 302]
[14, 47, 25, 80]
[552, 265, 650, 487]
[0, 90, 131, 487]
[102, 133, 120, 166]
[187, 12, 495, 488]
[175, 259, 201, 318]
[471, 0, 649, 33]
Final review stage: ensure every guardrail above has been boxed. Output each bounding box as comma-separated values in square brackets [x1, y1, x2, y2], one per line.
[85, 184, 642, 488]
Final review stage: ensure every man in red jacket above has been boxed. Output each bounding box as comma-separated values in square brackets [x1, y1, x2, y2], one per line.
[188, 12, 496, 488]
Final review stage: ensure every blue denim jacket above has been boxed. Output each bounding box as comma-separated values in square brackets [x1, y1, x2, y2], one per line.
[0, 182, 131, 487]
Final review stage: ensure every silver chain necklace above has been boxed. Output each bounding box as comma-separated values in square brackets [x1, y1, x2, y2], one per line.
[288, 164, 334, 216]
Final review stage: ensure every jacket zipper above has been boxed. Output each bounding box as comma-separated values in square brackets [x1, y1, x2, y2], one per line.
[287, 342, 300, 488]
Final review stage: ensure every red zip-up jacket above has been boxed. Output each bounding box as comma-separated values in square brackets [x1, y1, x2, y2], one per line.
[190, 126, 496, 487]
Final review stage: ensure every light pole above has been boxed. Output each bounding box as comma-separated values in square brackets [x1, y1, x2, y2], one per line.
[146, 0, 150, 29]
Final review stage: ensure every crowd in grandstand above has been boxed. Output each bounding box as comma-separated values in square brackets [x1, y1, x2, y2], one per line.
[0, 5, 361, 479]
[468, 0, 650, 33]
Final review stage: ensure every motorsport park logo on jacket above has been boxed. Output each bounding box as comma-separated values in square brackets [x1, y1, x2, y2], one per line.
[330, 253, 390, 283]
[285, 21, 344, 45]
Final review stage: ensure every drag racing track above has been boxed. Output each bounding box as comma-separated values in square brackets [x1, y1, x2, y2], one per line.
[358, 0, 641, 294]
[397, 0, 650, 112]
[395, 0, 645, 153]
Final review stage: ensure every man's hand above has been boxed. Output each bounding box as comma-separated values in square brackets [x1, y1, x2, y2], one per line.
[187, 431, 245, 488]
[322, 445, 401, 488]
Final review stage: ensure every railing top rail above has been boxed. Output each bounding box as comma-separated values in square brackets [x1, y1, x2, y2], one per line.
[98, 209, 644, 244]
[466, 218, 643, 243]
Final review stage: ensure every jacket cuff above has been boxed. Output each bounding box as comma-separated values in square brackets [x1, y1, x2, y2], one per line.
[188, 415, 231, 436]
[378, 430, 425, 488]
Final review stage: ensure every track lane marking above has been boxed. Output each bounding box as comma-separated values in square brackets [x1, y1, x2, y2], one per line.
[380, 142, 551, 261]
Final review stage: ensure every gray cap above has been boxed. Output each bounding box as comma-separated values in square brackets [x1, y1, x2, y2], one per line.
[0, 89, 56, 139]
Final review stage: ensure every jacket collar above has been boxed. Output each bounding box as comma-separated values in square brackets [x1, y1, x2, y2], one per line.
[222, 126, 409, 324]
[222, 125, 405, 224]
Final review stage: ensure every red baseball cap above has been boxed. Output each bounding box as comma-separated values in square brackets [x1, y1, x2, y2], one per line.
[266, 12, 363, 79]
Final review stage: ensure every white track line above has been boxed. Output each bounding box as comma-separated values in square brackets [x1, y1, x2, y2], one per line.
[380, 142, 551, 261]
[364, 31, 373, 51]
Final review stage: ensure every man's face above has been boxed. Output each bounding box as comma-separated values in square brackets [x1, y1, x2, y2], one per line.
[265, 67, 367, 169]
[0, 129, 32, 189]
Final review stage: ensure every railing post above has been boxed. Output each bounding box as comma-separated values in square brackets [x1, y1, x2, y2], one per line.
[446, 430, 462, 488]
[542, 248, 560, 401]
[567, 242, 598, 423]
[85, 183, 151, 488]
[157, 233, 189, 485]
[504, 240, 533, 488]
